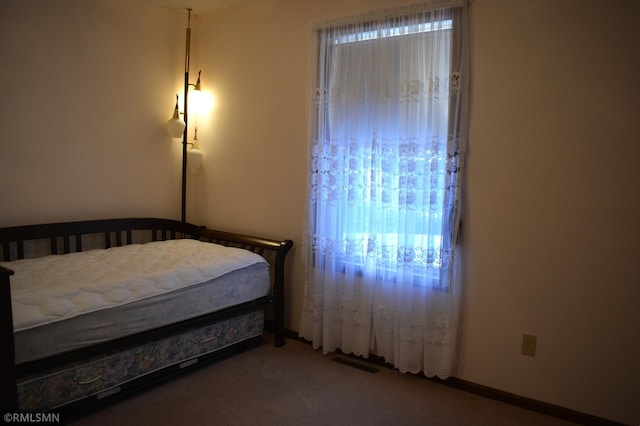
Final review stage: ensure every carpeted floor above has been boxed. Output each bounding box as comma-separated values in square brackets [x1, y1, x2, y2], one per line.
[69, 334, 576, 426]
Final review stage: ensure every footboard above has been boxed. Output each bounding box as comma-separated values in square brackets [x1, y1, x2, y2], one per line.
[0, 218, 293, 413]
[197, 228, 293, 348]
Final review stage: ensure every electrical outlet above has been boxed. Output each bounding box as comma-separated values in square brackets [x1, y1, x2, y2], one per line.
[521, 334, 537, 357]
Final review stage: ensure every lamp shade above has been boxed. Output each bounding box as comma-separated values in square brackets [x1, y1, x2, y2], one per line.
[167, 118, 186, 138]
[187, 147, 203, 173]
[167, 95, 186, 138]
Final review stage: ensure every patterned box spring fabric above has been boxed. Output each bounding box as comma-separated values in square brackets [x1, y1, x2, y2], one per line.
[18, 310, 263, 412]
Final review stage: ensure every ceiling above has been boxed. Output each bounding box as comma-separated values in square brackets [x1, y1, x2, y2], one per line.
[140, 0, 250, 15]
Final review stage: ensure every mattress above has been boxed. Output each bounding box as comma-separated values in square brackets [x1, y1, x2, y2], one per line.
[2, 239, 270, 363]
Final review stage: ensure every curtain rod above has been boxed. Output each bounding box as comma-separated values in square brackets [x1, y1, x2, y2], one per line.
[311, 0, 466, 31]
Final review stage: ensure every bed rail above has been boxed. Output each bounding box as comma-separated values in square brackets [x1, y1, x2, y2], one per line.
[1, 265, 17, 411]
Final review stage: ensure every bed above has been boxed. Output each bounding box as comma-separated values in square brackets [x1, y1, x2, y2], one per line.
[0, 217, 293, 416]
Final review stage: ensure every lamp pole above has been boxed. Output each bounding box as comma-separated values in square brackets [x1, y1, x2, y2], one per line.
[181, 9, 192, 223]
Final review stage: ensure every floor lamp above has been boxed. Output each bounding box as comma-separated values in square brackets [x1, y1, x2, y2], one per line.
[166, 8, 203, 223]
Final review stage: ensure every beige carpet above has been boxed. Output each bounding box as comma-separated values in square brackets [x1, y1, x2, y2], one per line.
[69, 334, 576, 426]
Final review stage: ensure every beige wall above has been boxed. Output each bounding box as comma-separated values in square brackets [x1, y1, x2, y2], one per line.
[459, 0, 640, 424]
[0, 0, 185, 226]
[2, 0, 639, 424]
[462, 1, 639, 423]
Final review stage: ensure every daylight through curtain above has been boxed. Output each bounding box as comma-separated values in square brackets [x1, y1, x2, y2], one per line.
[300, 0, 469, 378]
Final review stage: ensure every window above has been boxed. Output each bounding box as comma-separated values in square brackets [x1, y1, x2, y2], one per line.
[308, 10, 459, 289]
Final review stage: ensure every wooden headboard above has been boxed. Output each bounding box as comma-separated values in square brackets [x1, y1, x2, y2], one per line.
[0, 218, 202, 261]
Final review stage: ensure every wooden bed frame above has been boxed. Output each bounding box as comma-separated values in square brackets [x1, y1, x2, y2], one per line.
[0, 218, 293, 415]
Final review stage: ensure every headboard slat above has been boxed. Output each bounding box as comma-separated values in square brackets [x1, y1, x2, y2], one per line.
[0, 218, 228, 261]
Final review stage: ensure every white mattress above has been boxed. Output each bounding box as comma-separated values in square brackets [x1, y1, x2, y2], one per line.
[2, 239, 270, 363]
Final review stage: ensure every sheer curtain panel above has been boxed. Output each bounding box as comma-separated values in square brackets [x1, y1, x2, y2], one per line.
[299, 0, 469, 378]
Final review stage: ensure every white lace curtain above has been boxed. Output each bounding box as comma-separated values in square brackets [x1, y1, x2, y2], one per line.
[299, 0, 469, 378]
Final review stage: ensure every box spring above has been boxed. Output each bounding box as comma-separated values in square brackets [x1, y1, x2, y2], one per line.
[18, 309, 263, 412]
